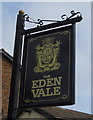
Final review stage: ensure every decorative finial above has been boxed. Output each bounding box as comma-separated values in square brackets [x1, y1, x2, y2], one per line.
[19, 10, 25, 14]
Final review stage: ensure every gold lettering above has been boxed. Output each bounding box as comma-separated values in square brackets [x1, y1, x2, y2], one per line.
[31, 89, 39, 98]
[54, 76, 62, 86]
[39, 79, 46, 88]
[31, 76, 62, 98]
[37, 89, 45, 97]
[45, 87, 53, 96]
[43, 75, 50, 79]
[53, 87, 61, 95]
[32, 80, 38, 88]
[47, 78, 54, 87]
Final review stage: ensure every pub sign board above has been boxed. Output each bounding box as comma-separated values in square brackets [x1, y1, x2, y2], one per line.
[19, 25, 75, 108]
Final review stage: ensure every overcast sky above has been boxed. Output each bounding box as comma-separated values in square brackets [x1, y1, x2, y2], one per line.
[1, 1, 92, 114]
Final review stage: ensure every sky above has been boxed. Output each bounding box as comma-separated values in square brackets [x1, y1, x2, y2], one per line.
[1, 1, 92, 115]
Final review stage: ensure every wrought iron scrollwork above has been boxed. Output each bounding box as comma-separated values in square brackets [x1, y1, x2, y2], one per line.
[23, 14, 42, 25]
[23, 10, 82, 26]
[61, 10, 82, 20]
[37, 19, 44, 26]
[61, 14, 68, 20]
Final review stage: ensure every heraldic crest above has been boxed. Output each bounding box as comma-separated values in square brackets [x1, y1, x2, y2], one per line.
[34, 37, 61, 73]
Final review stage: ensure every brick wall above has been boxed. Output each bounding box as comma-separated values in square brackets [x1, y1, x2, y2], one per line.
[2, 55, 12, 118]
[0, 54, 2, 119]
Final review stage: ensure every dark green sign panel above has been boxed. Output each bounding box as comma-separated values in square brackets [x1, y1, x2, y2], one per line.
[19, 25, 75, 108]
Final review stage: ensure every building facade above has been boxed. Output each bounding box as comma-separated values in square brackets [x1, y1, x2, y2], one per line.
[0, 49, 12, 118]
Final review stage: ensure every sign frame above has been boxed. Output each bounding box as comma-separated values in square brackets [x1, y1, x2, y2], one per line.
[19, 24, 75, 108]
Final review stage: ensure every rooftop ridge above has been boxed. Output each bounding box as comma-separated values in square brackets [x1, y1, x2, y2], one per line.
[0, 48, 13, 62]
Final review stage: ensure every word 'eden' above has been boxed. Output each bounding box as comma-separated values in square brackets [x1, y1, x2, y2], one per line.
[31, 76, 62, 98]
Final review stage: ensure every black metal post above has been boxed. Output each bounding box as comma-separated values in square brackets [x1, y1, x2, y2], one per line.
[7, 10, 25, 120]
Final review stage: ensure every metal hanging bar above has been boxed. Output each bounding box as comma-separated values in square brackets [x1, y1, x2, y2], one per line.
[23, 10, 82, 26]
[21, 10, 83, 35]
[22, 15, 82, 35]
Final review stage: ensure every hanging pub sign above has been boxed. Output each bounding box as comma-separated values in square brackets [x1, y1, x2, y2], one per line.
[19, 25, 75, 108]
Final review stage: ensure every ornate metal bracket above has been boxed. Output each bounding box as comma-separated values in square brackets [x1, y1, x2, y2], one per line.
[23, 10, 82, 26]
[61, 10, 82, 20]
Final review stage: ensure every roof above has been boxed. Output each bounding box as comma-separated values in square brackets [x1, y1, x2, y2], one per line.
[18, 107, 93, 119]
[0, 48, 13, 62]
[34, 107, 93, 119]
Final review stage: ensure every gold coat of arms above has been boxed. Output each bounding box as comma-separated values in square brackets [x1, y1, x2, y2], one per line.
[34, 37, 61, 73]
